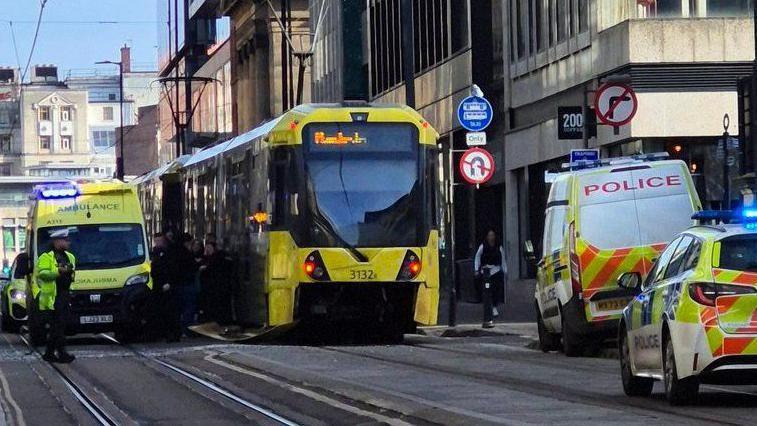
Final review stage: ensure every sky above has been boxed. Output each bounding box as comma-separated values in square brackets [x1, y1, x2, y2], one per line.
[0, 0, 158, 79]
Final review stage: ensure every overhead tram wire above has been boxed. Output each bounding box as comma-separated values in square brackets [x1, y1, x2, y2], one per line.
[21, 0, 50, 82]
[8, 21, 22, 70]
[0, 20, 157, 25]
[3, 0, 50, 146]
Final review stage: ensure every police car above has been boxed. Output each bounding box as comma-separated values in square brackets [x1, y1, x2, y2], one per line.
[617, 208, 757, 405]
[0, 253, 29, 333]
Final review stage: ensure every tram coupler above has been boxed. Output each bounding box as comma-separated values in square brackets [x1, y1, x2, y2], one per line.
[482, 269, 494, 329]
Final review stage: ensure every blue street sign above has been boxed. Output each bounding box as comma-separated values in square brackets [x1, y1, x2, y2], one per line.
[457, 96, 493, 132]
[570, 149, 599, 164]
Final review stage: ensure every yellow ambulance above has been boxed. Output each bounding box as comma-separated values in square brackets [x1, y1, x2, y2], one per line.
[528, 154, 701, 356]
[24, 181, 151, 344]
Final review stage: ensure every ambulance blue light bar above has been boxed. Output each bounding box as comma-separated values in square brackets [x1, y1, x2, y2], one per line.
[33, 183, 80, 199]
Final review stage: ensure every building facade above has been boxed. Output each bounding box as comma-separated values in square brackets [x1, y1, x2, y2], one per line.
[19, 66, 92, 178]
[220, 0, 312, 133]
[65, 46, 159, 178]
[502, 0, 755, 279]
[0, 68, 21, 176]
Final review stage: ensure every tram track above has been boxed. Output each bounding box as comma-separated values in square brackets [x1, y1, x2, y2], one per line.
[18, 333, 118, 426]
[96, 334, 301, 426]
[313, 344, 752, 426]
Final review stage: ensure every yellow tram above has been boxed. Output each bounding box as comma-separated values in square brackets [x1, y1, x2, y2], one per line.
[135, 104, 441, 341]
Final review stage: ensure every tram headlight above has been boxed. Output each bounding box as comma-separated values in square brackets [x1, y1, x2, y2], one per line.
[125, 273, 150, 287]
[304, 252, 330, 281]
[396, 250, 421, 281]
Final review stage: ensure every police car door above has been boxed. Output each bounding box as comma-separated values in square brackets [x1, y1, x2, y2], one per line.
[630, 236, 684, 371]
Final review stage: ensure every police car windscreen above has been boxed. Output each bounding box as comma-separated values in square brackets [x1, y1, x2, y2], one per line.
[38, 224, 146, 270]
[719, 235, 757, 272]
[578, 165, 694, 249]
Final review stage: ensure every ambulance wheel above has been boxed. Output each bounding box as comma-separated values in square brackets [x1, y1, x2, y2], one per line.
[619, 325, 653, 397]
[560, 307, 582, 357]
[663, 331, 698, 405]
[536, 305, 560, 352]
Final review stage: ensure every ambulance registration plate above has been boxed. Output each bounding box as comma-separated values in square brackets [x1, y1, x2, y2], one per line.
[595, 298, 631, 312]
[79, 315, 113, 324]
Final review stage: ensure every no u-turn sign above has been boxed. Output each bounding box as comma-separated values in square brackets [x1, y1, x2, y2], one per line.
[459, 148, 495, 185]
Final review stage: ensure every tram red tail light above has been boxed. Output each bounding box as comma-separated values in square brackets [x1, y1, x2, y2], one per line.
[304, 252, 330, 281]
[397, 251, 421, 281]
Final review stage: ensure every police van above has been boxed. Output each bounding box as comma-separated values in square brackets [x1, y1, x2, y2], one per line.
[23, 181, 151, 343]
[526, 154, 701, 356]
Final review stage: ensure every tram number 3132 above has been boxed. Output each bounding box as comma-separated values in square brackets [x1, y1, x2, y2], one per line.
[350, 269, 376, 280]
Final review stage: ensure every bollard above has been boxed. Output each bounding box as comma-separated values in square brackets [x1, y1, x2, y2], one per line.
[482, 269, 494, 328]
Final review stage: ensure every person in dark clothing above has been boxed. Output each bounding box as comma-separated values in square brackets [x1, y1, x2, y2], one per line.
[150, 232, 181, 342]
[175, 233, 199, 335]
[199, 241, 234, 325]
[38, 229, 76, 363]
[474, 230, 507, 318]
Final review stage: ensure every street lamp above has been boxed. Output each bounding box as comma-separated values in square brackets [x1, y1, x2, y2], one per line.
[95, 60, 124, 180]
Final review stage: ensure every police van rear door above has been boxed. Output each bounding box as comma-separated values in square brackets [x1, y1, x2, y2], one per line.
[576, 162, 695, 318]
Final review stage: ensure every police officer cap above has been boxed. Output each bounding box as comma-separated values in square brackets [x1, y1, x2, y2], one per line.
[50, 229, 69, 239]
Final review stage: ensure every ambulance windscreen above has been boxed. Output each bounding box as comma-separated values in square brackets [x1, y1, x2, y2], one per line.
[577, 166, 695, 249]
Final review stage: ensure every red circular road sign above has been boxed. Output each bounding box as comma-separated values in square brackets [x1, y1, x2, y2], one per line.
[594, 83, 638, 126]
[459, 148, 495, 185]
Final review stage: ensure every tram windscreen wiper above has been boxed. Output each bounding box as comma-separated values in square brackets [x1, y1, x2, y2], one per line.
[311, 211, 369, 263]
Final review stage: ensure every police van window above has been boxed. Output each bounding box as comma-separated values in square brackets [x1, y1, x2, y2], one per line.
[681, 239, 702, 273]
[578, 165, 694, 250]
[663, 236, 693, 280]
[648, 236, 683, 286]
[547, 206, 568, 254]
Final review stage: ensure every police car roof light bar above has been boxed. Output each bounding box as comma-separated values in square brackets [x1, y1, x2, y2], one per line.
[692, 209, 757, 225]
[560, 152, 669, 171]
[33, 182, 80, 199]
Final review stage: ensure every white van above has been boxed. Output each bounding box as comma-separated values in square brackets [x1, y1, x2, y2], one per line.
[527, 155, 702, 356]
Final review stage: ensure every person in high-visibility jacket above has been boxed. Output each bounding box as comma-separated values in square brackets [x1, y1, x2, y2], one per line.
[37, 228, 76, 363]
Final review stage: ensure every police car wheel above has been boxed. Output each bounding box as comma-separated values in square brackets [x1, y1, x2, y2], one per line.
[663, 332, 698, 405]
[0, 314, 21, 333]
[536, 305, 560, 352]
[619, 326, 653, 396]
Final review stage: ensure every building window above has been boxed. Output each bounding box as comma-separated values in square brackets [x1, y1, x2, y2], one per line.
[0, 135, 10, 153]
[92, 130, 115, 148]
[0, 164, 10, 176]
[108, 93, 117, 101]
[655, 0, 682, 17]
[516, 0, 525, 58]
[705, 0, 752, 17]
[2, 219, 15, 254]
[38, 106, 51, 121]
[556, 0, 567, 41]
[60, 136, 71, 151]
[60, 106, 72, 121]
[18, 222, 26, 251]
[414, 0, 450, 73]
[103, 106, 114, 121]
[369, 0, 403, 96]
[0, 111, 9, 125]
[39, 136, 51, 151]
[578, 0, 588, 33]
[535, 0, 544, 51]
